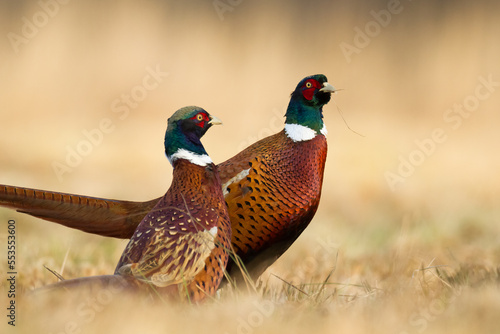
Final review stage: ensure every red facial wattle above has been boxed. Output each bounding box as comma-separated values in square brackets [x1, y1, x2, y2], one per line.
[301, 79, 322, 101]
[190, 113, 210, 128]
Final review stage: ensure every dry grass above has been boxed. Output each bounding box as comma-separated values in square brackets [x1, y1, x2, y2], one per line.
[3, 215, 499, 334]
[1, 1, 500, 333]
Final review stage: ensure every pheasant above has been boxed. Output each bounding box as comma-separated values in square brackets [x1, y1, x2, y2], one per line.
[38, 106, 231, 302]
[0, 74, 335, 282]
[114, 106, 231, 302]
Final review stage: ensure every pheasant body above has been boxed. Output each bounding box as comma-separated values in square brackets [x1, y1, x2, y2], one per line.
[113, 106, 230, 302]
[219, 129, 327, 277]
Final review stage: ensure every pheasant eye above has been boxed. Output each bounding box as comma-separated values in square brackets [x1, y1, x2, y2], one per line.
[196, 114, 204, 121]
[305, 82, 312, 88]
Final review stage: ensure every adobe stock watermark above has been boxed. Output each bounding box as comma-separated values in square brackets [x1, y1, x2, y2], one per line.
[236, 107, 285, 152]
[398, 266, 463, 334]
[224, 299, 275, 334]
[51, 65, 169, 182]
[286, 235, 339, 286]
[398, 288, 462, 334]
[47, 278, 129, 334]
[6, 219, 17, 327]
[7, 0, 72, 54]
[385, 74, 499, 191]
[339, 0, 405, 64]
[213, 0, 244, 21]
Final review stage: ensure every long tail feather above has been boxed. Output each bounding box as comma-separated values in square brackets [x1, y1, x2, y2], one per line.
[0, 184, 159, 239]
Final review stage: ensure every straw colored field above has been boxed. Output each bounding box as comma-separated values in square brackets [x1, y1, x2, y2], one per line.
[1, 1, 499, 333]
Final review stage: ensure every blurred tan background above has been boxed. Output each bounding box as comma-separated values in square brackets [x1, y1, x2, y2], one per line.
[1, 1, 500, 333]
[1, 0, 499, 285]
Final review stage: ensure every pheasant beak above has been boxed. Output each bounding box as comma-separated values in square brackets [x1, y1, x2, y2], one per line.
[208, 115, 223, 125]
[319, 82, 337, 94]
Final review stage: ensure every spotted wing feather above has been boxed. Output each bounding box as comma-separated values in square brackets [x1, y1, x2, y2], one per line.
[115, 160, 231, 301]
[116, 204, 220, 287]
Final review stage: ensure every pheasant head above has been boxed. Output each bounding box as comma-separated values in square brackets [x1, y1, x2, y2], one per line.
[164, 106, 222, 166]
[285, 74, 336, 141]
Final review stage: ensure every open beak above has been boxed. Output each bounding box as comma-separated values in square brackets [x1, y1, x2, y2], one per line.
[319, 82, 336, 94]
[208, 115, 223, 125]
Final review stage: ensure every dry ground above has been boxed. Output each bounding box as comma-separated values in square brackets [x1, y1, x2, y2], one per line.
[1, 1, 500, 333]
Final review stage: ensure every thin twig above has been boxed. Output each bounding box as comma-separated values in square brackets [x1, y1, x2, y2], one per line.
[331, 95, 365, 137]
